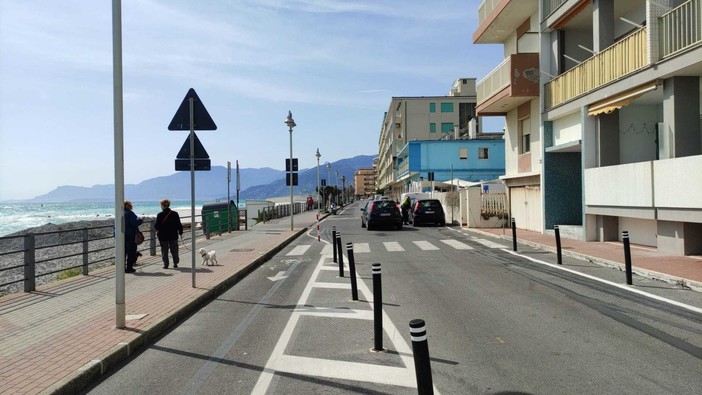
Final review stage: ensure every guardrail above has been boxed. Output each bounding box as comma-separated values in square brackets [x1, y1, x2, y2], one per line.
[0, 216, 204, 296]
[258, 203, 305, 223]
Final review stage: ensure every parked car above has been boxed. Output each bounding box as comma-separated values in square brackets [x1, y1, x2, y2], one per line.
[411, 199, 446, 227]
[361, 199, 403, 230]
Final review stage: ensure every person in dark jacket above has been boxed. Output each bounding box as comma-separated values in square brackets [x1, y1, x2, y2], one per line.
[154, 199, 183, 269]
[124, 200, 143, 273]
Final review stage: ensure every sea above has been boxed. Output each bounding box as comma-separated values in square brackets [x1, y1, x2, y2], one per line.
[0, 201, 213, 237]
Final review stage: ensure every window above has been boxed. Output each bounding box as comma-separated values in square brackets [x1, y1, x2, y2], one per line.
[519, 118, 531, 154]
[478, 147, 489, 159]
[429, 123, 436, 133]
[441, 122, 454, 133]
[429, 103, 436, 113]
[459, 147, 468, 160]
[440, 103, 454, 112]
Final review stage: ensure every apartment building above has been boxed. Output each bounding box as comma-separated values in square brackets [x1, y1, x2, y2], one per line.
[354, 167, 377, 198]
[473, 0, 542, 231]
[376, 78, 481, 197]
[474, 0, 702, 256]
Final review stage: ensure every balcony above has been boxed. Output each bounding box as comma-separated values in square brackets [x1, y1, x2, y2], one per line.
[474, 0, 538, 44]
[542, 0, 568, 18]
[585, 155, 702, 219]
[518, 152, 532, 173]
[476, 53, 539, 115]
[659, 0, 702, 58]
[545, 28, 648, 110]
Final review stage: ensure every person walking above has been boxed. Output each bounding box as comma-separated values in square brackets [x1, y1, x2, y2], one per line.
[400, 196, 411, 225]
[124, 200, 143, 274]
[154, 199, 183, 269]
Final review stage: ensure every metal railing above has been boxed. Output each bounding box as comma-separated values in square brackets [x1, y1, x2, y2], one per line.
[258, 203, 305, 223]
[545, 28, 648, 109]
[659, 0, 702, 58]
[543, 0, 568, 19]
[0, 216, 205, 295]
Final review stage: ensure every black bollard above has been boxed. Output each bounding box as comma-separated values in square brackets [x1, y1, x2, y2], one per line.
[623, 230, 633, 285]
[346, 242, 358, 301]
[337, 232, 344, 277]
[409, 319, 434, 395]
[511, 218, 517, 252]
[372, 263, 384, 352]
[332, 226, 337, 263]
[554, 225, 562, 265]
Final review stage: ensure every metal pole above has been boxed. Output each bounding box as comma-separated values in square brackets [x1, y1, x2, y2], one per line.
[409, 319, 434, 395]
[189, 97, 196, 288]
[372, 263, 384, 352]
[346, 243, 358, 301]
[623, 231, 633, 285]
[227, 161, 231, 233]
[555, 225, 562, 265]
[511, 217, 517, 252]
[112, 0, 126, 329]
[316, 149, 320, 242]
[289, 127, 294, 231]
[332, 226, 337, 263]
[236, 160, 240, 206]
[336, 232, 344, 277]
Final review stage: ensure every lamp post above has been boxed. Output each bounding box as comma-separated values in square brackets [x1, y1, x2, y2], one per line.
[335, 170, 339, 205]
[341, 175, 346, 205]
[285, 111, 296, 231]
[326, 162, 331, 212]
[315, 148, 321, 211]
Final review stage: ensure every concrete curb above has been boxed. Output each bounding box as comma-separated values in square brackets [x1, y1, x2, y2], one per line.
[43, 226, 309, 395]
[463, 228, 702, 293]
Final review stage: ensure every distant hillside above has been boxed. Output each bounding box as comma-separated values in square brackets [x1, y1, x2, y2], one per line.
[28, 155, 376, 202]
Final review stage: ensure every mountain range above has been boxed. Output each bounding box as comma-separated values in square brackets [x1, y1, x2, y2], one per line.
[28, 155, 375, 202]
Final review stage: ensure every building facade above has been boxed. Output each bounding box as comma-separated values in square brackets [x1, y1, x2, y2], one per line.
[474, 0, 702, 256]
[354, 167, 377, 198]
[377, 78, 483, 198]
[473, 0, 542, 231]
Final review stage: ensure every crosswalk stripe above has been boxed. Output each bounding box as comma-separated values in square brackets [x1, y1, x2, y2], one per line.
[472, 237, 507, 249]
[383, 242, 404, 252]
[351, 243, 370, 253]
[440, 239, 474, 250]
[413, 241, 439, 251]
[287, 245, 311, 256]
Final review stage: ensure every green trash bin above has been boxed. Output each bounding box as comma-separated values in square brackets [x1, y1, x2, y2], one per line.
[202, 201, 238, 239]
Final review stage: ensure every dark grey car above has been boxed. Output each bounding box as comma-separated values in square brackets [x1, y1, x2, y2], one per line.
[361, 200, 403, 230]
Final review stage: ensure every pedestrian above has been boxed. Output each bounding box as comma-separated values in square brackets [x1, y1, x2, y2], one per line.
[154, 198, 183, 269]
[124, 200, 143, 273]
[401, 196, 411, 224]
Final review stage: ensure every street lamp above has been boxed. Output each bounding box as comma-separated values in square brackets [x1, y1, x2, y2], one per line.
[315, 148, 321, 242]
[335, 170, 339, 205]
[315, 148, 321, 211]
[284, 111, 296, 231]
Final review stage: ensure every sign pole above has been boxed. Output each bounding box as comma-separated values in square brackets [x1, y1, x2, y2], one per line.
[227, 161, 231, 233]
[112, 0, 126, 329]
[189, 97, 196, 288]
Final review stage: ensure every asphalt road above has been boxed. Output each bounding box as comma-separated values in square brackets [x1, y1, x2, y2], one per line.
[84, 201, 702, 394]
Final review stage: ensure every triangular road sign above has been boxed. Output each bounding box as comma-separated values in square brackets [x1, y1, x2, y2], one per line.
[168, 88, 217, 131]
[176, 133, 210, 159]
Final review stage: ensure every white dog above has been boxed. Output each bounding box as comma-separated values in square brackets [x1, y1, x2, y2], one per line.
[198, 248, 218, 266]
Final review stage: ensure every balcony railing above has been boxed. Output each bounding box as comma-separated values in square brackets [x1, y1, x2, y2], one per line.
[478, 0, 502, 26]
[545, 28, 648, 109]
[477, 57, 510, 103]
[543, 0, 568, 18]
[659, 0, 702, 58]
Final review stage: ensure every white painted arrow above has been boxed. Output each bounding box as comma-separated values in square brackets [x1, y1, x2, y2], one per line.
[267, 271, 288, 282]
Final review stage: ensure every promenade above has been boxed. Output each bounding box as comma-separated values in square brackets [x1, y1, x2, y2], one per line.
[1, 208, 701, 394]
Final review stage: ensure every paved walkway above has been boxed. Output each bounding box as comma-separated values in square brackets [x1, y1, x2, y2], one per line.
[1, 212, 701, 394]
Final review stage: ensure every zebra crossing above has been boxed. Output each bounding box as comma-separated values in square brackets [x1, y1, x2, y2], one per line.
[288, 237, 507, 256]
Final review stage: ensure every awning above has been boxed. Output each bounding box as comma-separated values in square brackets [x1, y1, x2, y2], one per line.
[587, 80, 660, 116]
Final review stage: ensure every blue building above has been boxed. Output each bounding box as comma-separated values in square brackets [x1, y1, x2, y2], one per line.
[394, 137, 505, 193]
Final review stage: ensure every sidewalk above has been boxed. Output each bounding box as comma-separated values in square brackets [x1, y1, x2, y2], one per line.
[467, 226, 702, 292]
[0, 210, 323, 395]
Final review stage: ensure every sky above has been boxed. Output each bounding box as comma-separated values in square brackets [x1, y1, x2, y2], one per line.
[0, 0, 504, 201]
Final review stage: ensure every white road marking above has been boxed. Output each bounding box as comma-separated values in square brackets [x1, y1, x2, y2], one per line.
[313, 282, 351, 289]
[383, 241, 405, 251]
[351, 242, 370, 253]
[441, 239, 474, 250]
[287, 245, 311, 256]
[413, 240, 439, 250]
[321, 244, 332, 255]
[472, 237, 507, 249]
